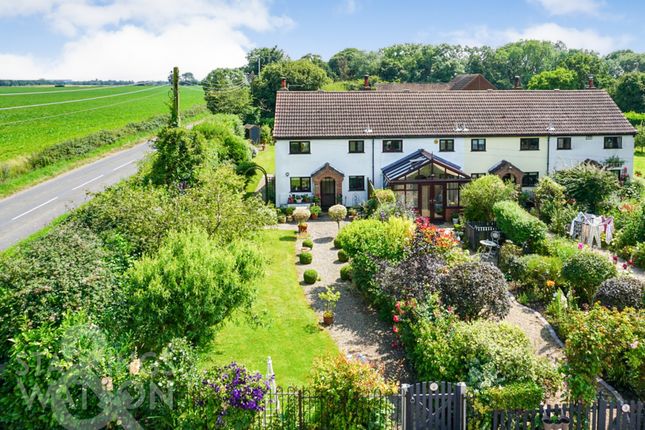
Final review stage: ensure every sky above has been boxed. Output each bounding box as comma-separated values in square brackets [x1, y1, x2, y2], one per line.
[0, 0, 643, 81]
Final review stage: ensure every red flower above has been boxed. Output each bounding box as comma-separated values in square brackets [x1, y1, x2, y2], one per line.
[628, 259, 634, 266]
[612, 255, 618, 263]
[393, 315, 400, 323]
[392, 326, 399, 333]
[623, 263, 628, 270]
[447, 306, 453, 313]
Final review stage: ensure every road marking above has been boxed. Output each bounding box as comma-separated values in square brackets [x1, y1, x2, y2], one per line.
[112, 160, 135, 171]
[11, 197, 58, 221]
[72, 174, 104, 190]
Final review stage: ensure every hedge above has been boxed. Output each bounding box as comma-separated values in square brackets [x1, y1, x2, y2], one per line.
[493, 200, 547, 251]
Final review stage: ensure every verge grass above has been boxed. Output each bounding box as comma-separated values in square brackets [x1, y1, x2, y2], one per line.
[199, 228, 338, 386]
[246, 145, 275, 192]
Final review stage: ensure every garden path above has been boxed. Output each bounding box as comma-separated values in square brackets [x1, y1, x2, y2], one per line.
[282, 218, 413, 383]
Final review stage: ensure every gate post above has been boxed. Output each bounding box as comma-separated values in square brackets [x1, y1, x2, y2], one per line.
[455, 382, 467, 430]
[401, 383, 410, 430]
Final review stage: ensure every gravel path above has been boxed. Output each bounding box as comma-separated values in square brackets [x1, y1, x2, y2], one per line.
[285, 218, 412, 383]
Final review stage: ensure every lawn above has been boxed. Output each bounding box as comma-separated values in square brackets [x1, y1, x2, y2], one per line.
[246, 144, 275, 192]
[199, 228, 338, 386]
[635, 152, 644, 174]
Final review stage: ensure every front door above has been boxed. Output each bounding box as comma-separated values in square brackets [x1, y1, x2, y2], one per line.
[320, 178, 336, 209]
[420, 184, 445, 222]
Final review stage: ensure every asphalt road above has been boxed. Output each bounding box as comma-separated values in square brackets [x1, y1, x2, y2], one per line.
[0, 141, 152, 250]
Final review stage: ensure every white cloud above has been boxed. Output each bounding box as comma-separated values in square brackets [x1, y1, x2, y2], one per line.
[529, 0, 603, 16]
[0, 0, 294, 80]
[450, 22, 628, 55]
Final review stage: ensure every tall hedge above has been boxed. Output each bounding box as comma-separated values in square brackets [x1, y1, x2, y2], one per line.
[493, 200, 547, 251]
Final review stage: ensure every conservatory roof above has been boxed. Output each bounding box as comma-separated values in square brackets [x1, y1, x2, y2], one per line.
[381, 149, 469, 183]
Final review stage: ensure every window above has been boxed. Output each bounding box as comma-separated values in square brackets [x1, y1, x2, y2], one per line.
[289, 141, 310, 154]
[585, 135, 593, 140]
[557, 137, 571, 150]
[604, 136, 622, 149]
[348, 176, 365, 191]
[348, 140, 364, 153]
[470, 173, 486, 179]
[471, 139, 486, 152]
[447, 183, 460, 207]
[521, 172, 539, 187]
[439, 139, 454, 152]
[290, 177, 311, 192]
[520, 138, 540, 151]
[383, 139, 403, 152]
[609, 169, 622, 179]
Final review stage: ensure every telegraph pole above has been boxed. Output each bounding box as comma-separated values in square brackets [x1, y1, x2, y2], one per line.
[170, 66, 180, 127]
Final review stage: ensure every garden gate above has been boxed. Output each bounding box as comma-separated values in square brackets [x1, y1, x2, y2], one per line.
[403, 381, 467, 430]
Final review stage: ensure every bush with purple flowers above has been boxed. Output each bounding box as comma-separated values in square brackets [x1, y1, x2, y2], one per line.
[184, 362, 271, 428]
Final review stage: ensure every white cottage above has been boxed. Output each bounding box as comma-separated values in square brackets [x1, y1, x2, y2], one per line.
[273, 87, 636, 222]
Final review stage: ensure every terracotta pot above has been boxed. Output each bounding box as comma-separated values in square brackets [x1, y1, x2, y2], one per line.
[311, 213, 318, 220]
[298, 224, 308, 234]
[323, 313, 334, 326]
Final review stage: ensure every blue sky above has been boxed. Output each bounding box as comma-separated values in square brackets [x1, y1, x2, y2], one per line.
[0, 0, 642, 80]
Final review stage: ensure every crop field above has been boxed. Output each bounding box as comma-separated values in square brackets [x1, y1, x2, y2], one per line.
[0, 85, 205, 161]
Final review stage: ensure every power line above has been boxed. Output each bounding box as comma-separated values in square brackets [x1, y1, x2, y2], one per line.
[0, 91, 167, 127]
[0, 86, 166, 111]
[0, 84, 138, 96]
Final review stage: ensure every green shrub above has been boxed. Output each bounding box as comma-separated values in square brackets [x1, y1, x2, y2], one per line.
[633, 242, 645, 269]
[553, 163, 620, 213]
[473, 382, 544, 414]
[595, 276, 644, 310]
[613, 206, 645, 250]
[544, 238, 578, 260]
[125, 228, 263, 350]
[302, 238, 314, 248]
[439, 261, 510, 321]
[548, 204, 579, 237]
[498, 242, 525, 279]
[299, 251, 313, 264]
[517, 254, 563, 302]
[303, 269, 318, 284]
[561, 305, 644, 401]
[493, 200, 547, 251]
[0, 222, 120, 359]
[461, 175, 517, 222]
[340, 264, 353, 281]
[148, 127, 208, 187]
[561, 251, 617, 305]
[333, 237, 342, 249]
[310, 355, 397, 429]
[337, 249, 349, 262]
[534, 177, 566, 224]
[373, 188, 396, 204]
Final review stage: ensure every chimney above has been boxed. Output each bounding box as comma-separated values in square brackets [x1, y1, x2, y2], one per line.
[280, 77, 287, 90]
[363, 74, 370, 90]
[587, 74, 595, 89]
[513, 75, 521, 89]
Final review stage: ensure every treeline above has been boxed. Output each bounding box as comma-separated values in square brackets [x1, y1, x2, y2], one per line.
[0, 79, 141, 86]
[202, 42, 645, 121]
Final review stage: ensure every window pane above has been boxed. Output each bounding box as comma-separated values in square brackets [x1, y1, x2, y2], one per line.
[349, 176, 365, 191]
[471, 139, 485, 151]
[557, 137, 571, 150]
[290, 141, 310, 154]
[604, 136, 622, 149]
[383, 140, 402, 152]
[521, 172, 539, 187]
[520, 138, 539, 150]
[439, 139, 454, 152]
[349, 140, 364, 153]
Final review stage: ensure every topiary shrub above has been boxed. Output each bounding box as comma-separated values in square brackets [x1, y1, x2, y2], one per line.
[472, 382, 544, 415]
[302, 238, 314, 249]
[595, 276, 644, 310]
[340, 264, 353, 281]
[329, 204, 348, 229]
[439, 261, 510, 321]
[493, 200, 547, 252]
[304, 269, 318, 284]
[561, 251, 617, 305]
[299, 251, 313, 265]
[333, 237, 342, 249]
[461, 175, 517, 222]
[292, 207, 311, 225]
[337, 249, 349, 262]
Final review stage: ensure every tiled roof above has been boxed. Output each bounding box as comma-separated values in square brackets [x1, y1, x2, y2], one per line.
[448, 74, 496, 90]
[273, 89, 636, 139]
[376, 82, 451, 91]
[382, 149, 468, 182]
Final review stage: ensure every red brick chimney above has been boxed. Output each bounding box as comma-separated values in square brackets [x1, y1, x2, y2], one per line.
[280, 77, 287, 90]
[363, 74, 370, 90]
[513, 75, 521, 89]
[587, 74, 595, 89]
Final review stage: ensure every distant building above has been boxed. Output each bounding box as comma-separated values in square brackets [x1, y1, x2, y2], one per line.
[376, 74, 496, 92]
[244, 124, 261, 145]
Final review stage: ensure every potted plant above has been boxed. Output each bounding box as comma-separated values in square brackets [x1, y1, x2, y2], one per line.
[303, 194, 311, 203]
[347, 207, 357, 220]
[318, 286, 340, 326]
[285, 206, 295, 222]
[287, 195, 295, 204]
[310, 205, 322, 219]
[543, 414, 570, 430]
[293, 207, 311, 234]
[313, 195, 321, 205]
[295, 194, 303, 204]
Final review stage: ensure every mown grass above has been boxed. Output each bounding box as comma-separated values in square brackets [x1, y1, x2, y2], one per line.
[634, 152, 644, 175]
[199, 229, 338, 386]
[0, 86, 205, 161]
[246, 145, 275, 192]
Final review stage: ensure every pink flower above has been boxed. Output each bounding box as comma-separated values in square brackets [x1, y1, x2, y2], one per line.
[612, 255, 618, 263]
[577, 243, 584, 250]
[628, 259, 634, 266]
[630, 340, 639, 349]
[393, 315, 400, 323]
[623, 263, 628, 270]
[392, 326, 399, 334]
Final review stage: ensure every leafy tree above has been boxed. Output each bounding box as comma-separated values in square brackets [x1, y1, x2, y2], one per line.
[605, 49, 645, 74]
[461, 175, 517, 222]
[559, 49, 613, 89]
[300, 53, 332, 76]
[328, 48, 378, 80]
[490, 40, 565, 89]
[251, 59, 331, 117]
[125, 228, 263, 350]
[612, 72, 645, 112]
[635, 125, 645, 153]
[149, 127, 207, 188]
[553, 163, 620, 213]
[527, 67, 577, 89]
[244, 45, 289, 75]
[202, 68, 257, 122]
[180, 72, 199, 85]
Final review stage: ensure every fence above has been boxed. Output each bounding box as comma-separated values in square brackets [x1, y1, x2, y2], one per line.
[464, 221, 497, 251]
[250, 383, 643, 430]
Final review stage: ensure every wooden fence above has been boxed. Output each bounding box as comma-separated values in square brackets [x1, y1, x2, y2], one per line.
[464, 221, 497, 251]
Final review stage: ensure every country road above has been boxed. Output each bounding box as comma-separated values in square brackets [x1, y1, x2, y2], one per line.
[0, 141, 152, 250]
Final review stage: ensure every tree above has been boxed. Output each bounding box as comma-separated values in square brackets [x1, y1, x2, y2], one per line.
[300, 53, 332, 76]
[180, 72, 199, 85]
[328, 48, 378, 80]
[552, 163, 620, 213]
[490, 40, 565, 89]
[605, 50, 645, 74]
[202, 68, 257, 122]
[612, 72, 645, 112]
[635, 125, 645, 154]
[251, 59, 331, 117]
[559, 49, 613, 89]
[149, 127, 206, 188]
[461, 175, 517, 222]
[244, 46, 289, 75]
[527, 67, 577, 89]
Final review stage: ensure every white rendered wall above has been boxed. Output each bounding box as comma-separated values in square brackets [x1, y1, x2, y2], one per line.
[548, 135, 634, 176]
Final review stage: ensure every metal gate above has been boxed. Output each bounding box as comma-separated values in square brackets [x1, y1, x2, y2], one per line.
[404, 382, 466, 430]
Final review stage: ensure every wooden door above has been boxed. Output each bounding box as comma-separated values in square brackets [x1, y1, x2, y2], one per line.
[320, 178, 336, 209]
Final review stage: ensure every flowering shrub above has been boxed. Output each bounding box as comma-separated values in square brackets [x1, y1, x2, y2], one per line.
[439, 261, 510, 321]
[415, 218, 470, 265]
[310, 355, 397, 429]
[561, 250, 617, 305]
[185, 363, 271, 428]
[292, 207, 311, 225]
[516, 255, 564, 303]
[595, 276, 644, 310]
[561, 305, 644, 401]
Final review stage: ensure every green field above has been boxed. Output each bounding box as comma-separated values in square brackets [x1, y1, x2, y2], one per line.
[635, 152, 644, 174]
[0, 85, 205, 161]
